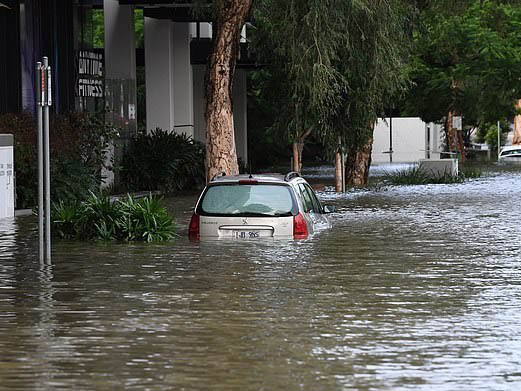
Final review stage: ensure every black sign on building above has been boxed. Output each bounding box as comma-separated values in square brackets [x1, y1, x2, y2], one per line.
[76, 50, 104, 99]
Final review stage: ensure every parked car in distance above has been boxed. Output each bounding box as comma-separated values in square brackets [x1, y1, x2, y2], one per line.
[499, 145, 521, 163]
[188, 172, 335, 240]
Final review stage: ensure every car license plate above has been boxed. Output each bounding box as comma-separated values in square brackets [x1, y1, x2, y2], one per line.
[233, 230, 260, 239]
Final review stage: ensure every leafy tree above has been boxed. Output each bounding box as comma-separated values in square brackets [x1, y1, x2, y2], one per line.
[475, 120, 510, 155]
[251, 0, 351, 172]
[325, 0, 414, 185]
[403, 0, 521, 156]
[251, 0, 414, 184]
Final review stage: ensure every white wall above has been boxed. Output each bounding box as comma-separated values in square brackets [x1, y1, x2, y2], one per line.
[144, 17, 175, 132]
[372, 118, 443, 163]
[192, 64, 206, 143]
[172, 22, 194, 137]
[0, 136, 15, 218]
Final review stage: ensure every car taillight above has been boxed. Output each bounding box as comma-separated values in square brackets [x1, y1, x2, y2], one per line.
[188, 213, 200, 240]
[293, 213, 308, 239]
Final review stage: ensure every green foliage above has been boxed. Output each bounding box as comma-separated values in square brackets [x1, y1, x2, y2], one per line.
[52, 200, 84, 240]
[92, 9, 104, 49]
[0, 113, 38, 208]
[475, 121, 509, 155]
[251, 0, 416, 156]
[52, 192, 175, 242]
[92, 9, 143, 49]
[134, 9, 144, 49]
[0, 112, 118, 208]
[252, 0, 351, 142]
[118, 195, 175, 242]
[460, 165, 483, 179]
[325, 0, 415, 152]
[402, 0, 521, 126]
[384, 164, 482, 185]
[119, 129, 205, 194]
[51, 158, 100, 204]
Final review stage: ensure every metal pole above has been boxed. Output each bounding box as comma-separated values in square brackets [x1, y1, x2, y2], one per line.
[497, 120, 501, 161]
[42, 57, 51, 263]
[36, 62, 44, 263]
[338, 136, 346, 193]
[389, 116, 393, 163]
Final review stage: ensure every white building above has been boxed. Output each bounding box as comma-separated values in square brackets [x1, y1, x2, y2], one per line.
[372, 117, 444, 163]
[103, 0, 249, 156]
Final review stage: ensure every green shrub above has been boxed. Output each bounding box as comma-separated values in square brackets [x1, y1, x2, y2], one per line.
[52, 200, 84, 240]
[119, 129, 205, 194]
[51, 192, 175, 242]
[52, 158, 100, 204]
[384, 164, 482, 185]
[0, 112, 117, 208]
[384, 166, 433, 185]
[0, 113, 38, 208]
[460, 165, 483, 179]
[117, 195, 175, 242]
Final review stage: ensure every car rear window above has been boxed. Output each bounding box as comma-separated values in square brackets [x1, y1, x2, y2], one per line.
[199, 184, 297, 217]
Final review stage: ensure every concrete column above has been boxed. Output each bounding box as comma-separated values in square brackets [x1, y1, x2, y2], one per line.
[201, 22, 213, 38]
[429, 122, 441, 159]
[104, 0, 136, 80]
[233, 69, 248, 163]
[192, 23, 213, 143]
[144, 17, 175, 133]
[192, 64, 206, 143]
[425, 123, 430, 159]
[172, 23, 194, 137]
[103, 0, 137, 186]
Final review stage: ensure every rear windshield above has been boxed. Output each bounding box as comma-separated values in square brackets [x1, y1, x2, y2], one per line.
[198, 184, 297, 217]
[501, 149, 521, 156]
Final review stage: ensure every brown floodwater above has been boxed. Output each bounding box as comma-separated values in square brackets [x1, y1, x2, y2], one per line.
[1, 163, 520, 390]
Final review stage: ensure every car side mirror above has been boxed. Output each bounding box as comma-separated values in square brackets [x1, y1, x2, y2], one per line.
[323, 205, 336, 214]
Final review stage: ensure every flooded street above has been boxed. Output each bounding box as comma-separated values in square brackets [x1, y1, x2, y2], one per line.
[1, 165, 521, 390]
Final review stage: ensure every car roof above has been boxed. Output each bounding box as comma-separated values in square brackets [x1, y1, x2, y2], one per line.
[500, 145, 521, 153]
[210, 173, 305, 185]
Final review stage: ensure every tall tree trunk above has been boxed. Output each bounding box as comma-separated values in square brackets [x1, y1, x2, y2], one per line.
[446, 112, 456, 153]
[205, 0, 253, 182]
[292, 142, 300, 172]
[514, 99, 521, 145]
[335, 149, 342, 192]
[457, 127, 466, 163]
[346, 135, 374, 186]
[291, 128, 312, 173]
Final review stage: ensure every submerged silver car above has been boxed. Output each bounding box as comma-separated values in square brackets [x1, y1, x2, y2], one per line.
[188, 172, 333, 240]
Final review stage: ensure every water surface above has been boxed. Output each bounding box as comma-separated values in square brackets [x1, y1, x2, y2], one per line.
[1, 164, 520, 390]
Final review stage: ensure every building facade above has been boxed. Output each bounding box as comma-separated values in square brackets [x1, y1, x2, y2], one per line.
[0, 0, 250, 166]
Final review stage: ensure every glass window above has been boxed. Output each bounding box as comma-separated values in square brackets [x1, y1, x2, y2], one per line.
[304, 184, 323, 213]
[297, 183, 315, 213]
[199, 184, 296, 216]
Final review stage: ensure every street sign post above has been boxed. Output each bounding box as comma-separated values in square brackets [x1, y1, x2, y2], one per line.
[498, 121, 501, 160]
[36, 57, 52, 264]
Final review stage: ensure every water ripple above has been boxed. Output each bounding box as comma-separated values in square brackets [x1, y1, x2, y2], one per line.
[0, 167, 521, 390]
